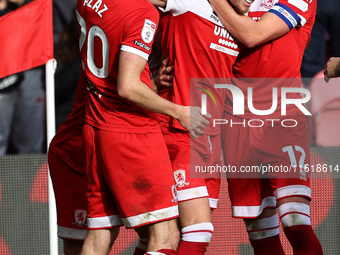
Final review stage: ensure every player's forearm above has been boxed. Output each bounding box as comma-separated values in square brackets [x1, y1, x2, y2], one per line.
[118, 50, 188, 129]
[209, 0, 261, 47]
[117, 77, 182, 119]
[118, 80, 211, 137]
[210, 0, 291, 48]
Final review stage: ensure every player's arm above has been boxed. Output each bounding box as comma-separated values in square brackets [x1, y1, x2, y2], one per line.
[149, 0, 167, 8]
[118, 50, 209, 137]
[209, 0, 290, 48]
[324, 57, 340, 82]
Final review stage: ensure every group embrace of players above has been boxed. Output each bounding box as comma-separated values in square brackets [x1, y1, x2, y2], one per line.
[48, 0, 324, 254]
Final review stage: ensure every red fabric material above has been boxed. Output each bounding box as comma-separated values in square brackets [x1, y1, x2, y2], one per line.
[283, 225, 323, 255]
[177, 241, 209, 255]
[0, 0, 53, 78]
[249, 235, 285, 255]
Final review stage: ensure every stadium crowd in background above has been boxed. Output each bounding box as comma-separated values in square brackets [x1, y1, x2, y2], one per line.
[301, 0, 340, 84]
[0, 0, 45, 155]
[54, 14, 81, 130]
[0, 0, 81, 155]
[52, 0, 83, 131]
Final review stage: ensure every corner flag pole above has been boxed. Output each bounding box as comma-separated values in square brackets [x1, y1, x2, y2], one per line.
[46, 58, 58, 255]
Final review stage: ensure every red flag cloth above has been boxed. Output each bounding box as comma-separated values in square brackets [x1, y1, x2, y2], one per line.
[0, 0, 54, 78]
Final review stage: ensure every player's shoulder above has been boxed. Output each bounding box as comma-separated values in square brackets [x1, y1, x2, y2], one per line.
[77, 0, 158, 18]
[164, 0, 197, 16]
[250, 0, 315, 12]
[119, 0, 158, 26]
[129, 0, 159, 15]
[279, 0, 316, 12]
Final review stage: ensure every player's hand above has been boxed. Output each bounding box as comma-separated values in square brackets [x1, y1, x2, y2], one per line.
[178, 106, 211, 138]
[153, 57, 174, 92]
[324, 57, 340, 82]
[0, 0, 8, 10]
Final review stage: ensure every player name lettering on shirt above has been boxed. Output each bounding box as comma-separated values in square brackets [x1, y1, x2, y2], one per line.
[83, 0, 108, 18]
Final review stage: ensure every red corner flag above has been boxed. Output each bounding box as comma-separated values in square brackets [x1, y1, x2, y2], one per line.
[0, 0, 54, 78]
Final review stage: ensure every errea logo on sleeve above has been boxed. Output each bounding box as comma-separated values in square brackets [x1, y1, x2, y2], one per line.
[141, 19, 156, 44]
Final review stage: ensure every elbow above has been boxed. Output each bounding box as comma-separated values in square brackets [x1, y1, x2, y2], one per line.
[243, 40, 257, 48]
[237, 33, 261, 48]
[240, 37, 259, 48]
[117, 83, 133, 101]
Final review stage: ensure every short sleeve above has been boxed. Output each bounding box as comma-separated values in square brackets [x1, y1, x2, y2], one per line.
[161, 0, 195, 16]
[269, 0, 316, 28]
[120, 7, 159, 60]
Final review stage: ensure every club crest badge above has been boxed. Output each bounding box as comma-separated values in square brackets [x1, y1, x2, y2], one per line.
[174, 170, 190, 188]
[141, 19, 156, 44]
[73, 209, 87, 227]
[261, 0, 276, 9]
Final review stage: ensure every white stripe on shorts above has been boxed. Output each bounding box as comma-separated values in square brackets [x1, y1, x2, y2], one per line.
[177, 186, 209, 202]
[232, 196, 276, 218]
[122, 205, 179, 228]
[87, 214, 123, 229]
[274, 185, 311, 200]
[58, 226, 88, 240]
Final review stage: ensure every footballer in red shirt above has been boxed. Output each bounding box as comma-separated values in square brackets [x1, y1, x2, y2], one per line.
[156, 0, 241, 253]
[74, 0, 209, 254]
[210, 0, 323, 254]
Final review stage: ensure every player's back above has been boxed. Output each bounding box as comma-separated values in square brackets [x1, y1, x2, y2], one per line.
[76, 0, 160, 132]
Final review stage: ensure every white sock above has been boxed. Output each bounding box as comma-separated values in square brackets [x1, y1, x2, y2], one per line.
[181, 222, 214, 243]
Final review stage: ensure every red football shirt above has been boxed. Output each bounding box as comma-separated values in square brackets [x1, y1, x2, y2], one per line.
[163, 0, 239, 134]
[76, 0, 161, 132]
[224, 0, 317, 119]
